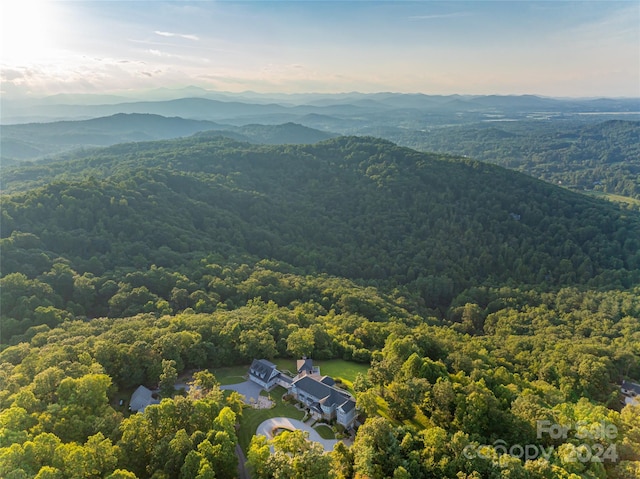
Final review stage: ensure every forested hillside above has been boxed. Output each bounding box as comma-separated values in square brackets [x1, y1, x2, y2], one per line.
[0, 114, 223, 164]
[370, 120, 640, 201]
[1, 136, 639, 479]
[3, 136, 639, 292]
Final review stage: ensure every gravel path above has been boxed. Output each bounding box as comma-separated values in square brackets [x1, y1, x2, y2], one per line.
[235, 443, 250, 479]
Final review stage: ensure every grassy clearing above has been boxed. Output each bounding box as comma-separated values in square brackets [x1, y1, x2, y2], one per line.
[272, 358, 369, 382]
[582, 190, 640, 207]
[210, 364, 250, 385]
[111, 386, 135, 415]
[313, 424, 336, 440]
[314, 359, 369, 382]
[375, 393, 392, 421]
[271, 358, 296, 376]
[237, 386, 305, 452]
[315, 359, 370, 394]
[409, 408, 432, 429]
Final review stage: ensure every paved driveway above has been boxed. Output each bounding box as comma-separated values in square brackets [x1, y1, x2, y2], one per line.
[256, 417, 339, 452]
[220, 381, 263, 404]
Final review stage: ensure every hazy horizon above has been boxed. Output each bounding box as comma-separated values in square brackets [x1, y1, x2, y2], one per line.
[1, 1, 639, 100]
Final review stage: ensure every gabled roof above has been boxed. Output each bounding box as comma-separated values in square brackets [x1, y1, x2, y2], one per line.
[293, 375, 351, 409]
[320, 376, 335, 387]
[309, 402, 323, 415]
[319, 389, 345, 407]
[249, 359, 279, 382]
[622, 380, 640, 395]
[297, 358, 314, 374]
[130, 385, 160, 413]
[294, 375, 330, 399]
[338, 398, 356, 413]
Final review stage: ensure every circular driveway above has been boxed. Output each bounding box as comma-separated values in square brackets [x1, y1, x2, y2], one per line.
[256, 417, 339, 451]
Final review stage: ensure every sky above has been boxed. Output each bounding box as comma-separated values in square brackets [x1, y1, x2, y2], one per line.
[1, 0, 639, 99]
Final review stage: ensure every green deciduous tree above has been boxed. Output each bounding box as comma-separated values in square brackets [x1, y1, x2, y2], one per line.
[286, 328, 316, 358]
[159, 359, 178, 398]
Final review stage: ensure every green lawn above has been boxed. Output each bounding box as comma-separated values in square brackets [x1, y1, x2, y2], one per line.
[582, 190, 640, 207]
[210, 365, 250, 385]
[237, 386, 305, 452]
[111, 386, 135, 415]
[272, 358, 370, 394]
[313, 424, 335, 440]
[314, 360, 369, 383]
[271, 358, 296, 376]
[314, 359, 369, 394]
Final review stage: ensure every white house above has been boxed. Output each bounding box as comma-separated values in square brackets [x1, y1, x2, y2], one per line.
[248, 359, 281, 391]
[621, 380, 640, 407]
[129, 385, 160, 413]
[621, 380, 640, 397]
[337, 398, 357, 427]
[247, 357, 358, 428]
[290, 374, 357, 428]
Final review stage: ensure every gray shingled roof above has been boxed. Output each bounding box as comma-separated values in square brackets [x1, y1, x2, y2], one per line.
[622, 380, 640, 395]
[295, 375, 330, 398]
[297, 358, 314, 374]
[319, 389, 345, 407]
[320, 376, 335, 387]
[338, 399, 356, 413]
[130, 385, 160, 413]
[293, 375, 351, 409]
[250, 359, 278, 381]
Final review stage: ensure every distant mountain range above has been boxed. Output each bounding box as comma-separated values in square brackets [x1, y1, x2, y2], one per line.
[3, 91, 638, 125]
[1, 114, 337, 162]
[2, 92, 638, 202]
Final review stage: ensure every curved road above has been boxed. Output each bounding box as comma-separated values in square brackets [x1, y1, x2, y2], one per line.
[256, 417, 339, 451]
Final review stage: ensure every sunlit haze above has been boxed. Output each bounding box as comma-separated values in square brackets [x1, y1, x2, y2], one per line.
[1, 0, 639, 99]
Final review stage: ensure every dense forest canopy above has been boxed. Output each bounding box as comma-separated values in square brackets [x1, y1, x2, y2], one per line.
[1, 135, 639, 479]
[3, 136, 640, 291]
[373, 120, 640, 201]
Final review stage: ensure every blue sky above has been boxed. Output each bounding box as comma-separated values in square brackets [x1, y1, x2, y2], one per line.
[1, 1, 638, 98]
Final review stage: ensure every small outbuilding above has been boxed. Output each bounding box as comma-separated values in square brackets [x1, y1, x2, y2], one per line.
[129, 385, 160, 413]
[297, 357, 319, 376]
[621, 380, 640, 397]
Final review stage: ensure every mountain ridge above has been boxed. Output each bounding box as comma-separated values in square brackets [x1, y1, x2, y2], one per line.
[0, 115, 336, 162]
[3, 135, 639, 303]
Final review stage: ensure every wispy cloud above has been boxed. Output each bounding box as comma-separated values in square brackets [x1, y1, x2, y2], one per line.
[409, 12, 470, 21]
[154, 30, 199, 41]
